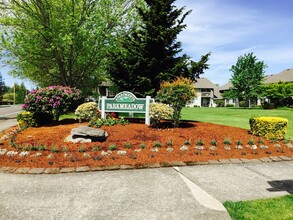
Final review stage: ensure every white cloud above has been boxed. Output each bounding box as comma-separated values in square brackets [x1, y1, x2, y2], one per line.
[176, 0, 293, 85]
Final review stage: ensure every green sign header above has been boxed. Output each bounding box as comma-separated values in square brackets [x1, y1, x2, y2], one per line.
[99, 91, 153, 125]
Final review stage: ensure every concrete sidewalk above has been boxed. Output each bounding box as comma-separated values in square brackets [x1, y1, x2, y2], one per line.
[0, 168, 230, 220]
[0, 161, 292, 220]
[178, 161, 293, 202]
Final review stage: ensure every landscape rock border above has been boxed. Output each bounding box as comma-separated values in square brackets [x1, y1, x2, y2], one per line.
[1, 156, 292, 175]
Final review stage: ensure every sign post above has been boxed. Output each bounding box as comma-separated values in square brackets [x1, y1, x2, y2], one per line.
[99, 91, 154, 125]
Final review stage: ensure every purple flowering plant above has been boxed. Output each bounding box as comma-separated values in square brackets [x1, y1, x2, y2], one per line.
[22, 85, 82, 121]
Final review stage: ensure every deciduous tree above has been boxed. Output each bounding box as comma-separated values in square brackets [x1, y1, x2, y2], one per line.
[261, 82, 293, 107]
[0, 0, 140, 95]
[230, 53, 267, 107]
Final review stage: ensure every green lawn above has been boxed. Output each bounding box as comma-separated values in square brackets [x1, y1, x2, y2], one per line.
[224, 195, 293, 220]
[181, 107, 293, 139]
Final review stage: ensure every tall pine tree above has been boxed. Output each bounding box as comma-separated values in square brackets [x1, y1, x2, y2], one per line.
[108, 0, 195, 97]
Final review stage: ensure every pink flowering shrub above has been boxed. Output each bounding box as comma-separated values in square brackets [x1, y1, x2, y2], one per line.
[22, 86, 82, 123]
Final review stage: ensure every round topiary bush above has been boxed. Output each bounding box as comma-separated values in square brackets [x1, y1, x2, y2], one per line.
[75, 102, 100, 122]
[22, 85, 82, 123]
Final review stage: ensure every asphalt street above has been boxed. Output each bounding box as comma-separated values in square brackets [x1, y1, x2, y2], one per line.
[0, 105, 22, 132]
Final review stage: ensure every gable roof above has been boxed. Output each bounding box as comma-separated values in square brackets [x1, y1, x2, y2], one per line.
[213, 87, 223, 99]
[219, 68, 293, 92]
[219, 82, 233, 91]
[265, 68, 293, 84]
[194, 78, 216, 89]
[194, 78, 223, 99]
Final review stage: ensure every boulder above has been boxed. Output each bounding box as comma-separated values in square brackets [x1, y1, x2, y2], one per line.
[65, 126, 108, 143]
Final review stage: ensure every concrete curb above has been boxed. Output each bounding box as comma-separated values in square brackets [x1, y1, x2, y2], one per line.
[1, 155, 292, 175]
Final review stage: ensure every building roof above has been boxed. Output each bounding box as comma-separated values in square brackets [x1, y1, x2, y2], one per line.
[264, 68, 293, 84]
[194, 78, 223, 99]
[219, 82, 233, 91]
[213, 87, 223, 99]
[194, 78, 216, 89]
[219, 68, 293, 92]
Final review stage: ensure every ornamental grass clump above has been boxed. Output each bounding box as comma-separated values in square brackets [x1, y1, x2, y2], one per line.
[75, 102, 100, 122]
[22, 86, 82, 124]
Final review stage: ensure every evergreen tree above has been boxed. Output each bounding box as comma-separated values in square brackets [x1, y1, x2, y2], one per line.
[108, 0, 209, 97]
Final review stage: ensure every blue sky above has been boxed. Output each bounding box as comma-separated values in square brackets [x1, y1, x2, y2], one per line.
[176, 0, 293, 85]
[1, 0, 293, 89]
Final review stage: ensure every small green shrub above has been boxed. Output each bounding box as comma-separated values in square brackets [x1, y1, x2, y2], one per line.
[215, 100, 225, 107]
[75, 102, 100, 122]
[61, 146, 68, 152]
[108, 143, 117, 151]
[210, 139, 217, 146]
[30, 145, 38, 151]
[149, 102, 174, 126]
[262, 102, 276, 109]
[166, 138, 173, 146]
[248, 139, 255, 145]
[51, 147, 59, 153]
[239, 101, 247, 108]
[92, 145, 101, 151]
[39, 145, 46, 151]
[153, 141, 162, 148]
[225, 104, 234, 107]
[78, 146, 86, 152]
[139, 143, 146, 149]
[249, 116, 288, 140]
[124, 142, 132, 149]
[17, 111, 36, 128]
[235, 139, 242, 145]
[223, 138, 231, 145]
[196, 139, 204, 146]
[89, 117, 129, 128]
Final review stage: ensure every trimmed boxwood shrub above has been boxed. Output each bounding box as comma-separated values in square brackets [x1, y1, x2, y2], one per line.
[75, 102, 100, 122]
[249, 116, 288, 140]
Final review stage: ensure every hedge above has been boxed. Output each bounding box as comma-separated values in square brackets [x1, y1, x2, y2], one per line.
[249, 116, 288, 140]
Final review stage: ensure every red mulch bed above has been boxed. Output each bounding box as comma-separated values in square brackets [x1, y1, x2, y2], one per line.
[0, 120, 292, 169]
